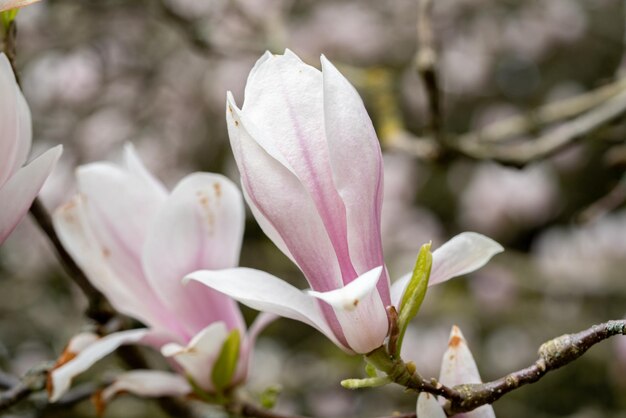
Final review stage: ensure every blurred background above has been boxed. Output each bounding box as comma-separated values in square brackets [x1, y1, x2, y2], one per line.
[1, 0, 626, 417]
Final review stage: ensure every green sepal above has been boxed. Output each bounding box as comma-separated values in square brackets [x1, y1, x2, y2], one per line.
[1, 9, 18, 30]
[211, 329, 241, 393]
[259, 385, 282, 409]
[395, 242, 432, 356]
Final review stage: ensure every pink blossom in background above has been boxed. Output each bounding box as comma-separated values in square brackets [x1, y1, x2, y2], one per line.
[417, 326, 496, 418]
[187, 51, 503, 354]
[48, 145, 272, 403]
[0, 53, 61, 245]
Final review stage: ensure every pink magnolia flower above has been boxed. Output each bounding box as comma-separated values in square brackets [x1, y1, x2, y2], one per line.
[417, 326, 496, 418]
[187, 50, 503, 354]
[0, 0, 40, 12]
[48, 145, 272, 403]
[0, 53, 62, 244]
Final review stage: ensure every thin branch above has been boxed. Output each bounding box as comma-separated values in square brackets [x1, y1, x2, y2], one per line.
[0, 364, 49, 412]
[236, 402, 308, 418]
[29, 198, 115, 324]
[455, 89, 626, 164]
[577, 174, 626, 223]
[367, 319, 625, 416]
[443, 319, 626, 414]
[415, 0, 442, 140]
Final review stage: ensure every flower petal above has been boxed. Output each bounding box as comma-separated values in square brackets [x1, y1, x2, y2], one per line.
[142, 172, 246, 337]
[161, 322, 229, 391]
[321, 55, 388, 303]
[416, 393, 447, 418]
[439, 326, 496, 418]
[308, 266, 383, 312]
[185, 268, 350, 352]
[309, 266, 388, 353]
[0, 53, 20, 185]
[227, 93, 343, 293]
[233, 50, 359, 285]
[235, 312, 277, 383]
[53, 195, 183, 335]
[48, 329, 149, 402]
[6, 90, 32, 177]
[0, 145, 62, 244]
[98, 370, 191, 404]
[0, 0, 41, 12]
[390, 233, 503, 306]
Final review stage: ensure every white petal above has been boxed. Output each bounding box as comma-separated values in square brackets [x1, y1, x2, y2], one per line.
[161, 322, 228, 391]
[48, 329, 149, 402]
[321, 55, 387, 302]
[186, 268, 349, 351]
[309, 266, 388, 353]
[0, 53, 19, 185]
[99, 370, 191, 403]
[235, 312, 277, 383]
[142, 172, 246, 337]
[390, 233, 503, 307]
[234, 52, 359, 287]
[7, 91, 32, 176]
[0, 145, 62, 244]
[416, 393, 446, 418]
[439, 326, 496, 418]
[227, 94, 343, 292]
[308, 266, 383, 312]
[53, 195, 182, 335]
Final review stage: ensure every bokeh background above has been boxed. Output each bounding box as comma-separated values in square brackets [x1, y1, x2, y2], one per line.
[1, 0, 626, 417]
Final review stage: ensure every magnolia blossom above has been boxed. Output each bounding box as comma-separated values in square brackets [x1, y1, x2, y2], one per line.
[187, 51, 503, 354]
[0, 53, 62, 244]
[417, 326, 496, 418]
[48, 145, 271, 403]
[0, 0, 40, 12]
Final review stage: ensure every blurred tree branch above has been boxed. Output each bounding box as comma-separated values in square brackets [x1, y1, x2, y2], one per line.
[415, 0, 442, 142]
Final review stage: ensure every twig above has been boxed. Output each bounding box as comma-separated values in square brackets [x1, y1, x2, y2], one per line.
[577, 174, 626, 223]
[415, 0, 442, 140]
[366, 320, 626, 416]
[0, 364, 49, 412]
[459, 77, 626, 145]
[454, 88, 626, 164]
[29, 199, 115, 324]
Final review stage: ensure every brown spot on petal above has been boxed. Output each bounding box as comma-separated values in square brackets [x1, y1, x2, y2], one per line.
[234, 120, 239, 127]
[91, 390, 106, 418]
[213, 182, 222, 198]
[101, 247, 111, 258]
[449, 335, 462, 348]
[353, 299, 359, 307]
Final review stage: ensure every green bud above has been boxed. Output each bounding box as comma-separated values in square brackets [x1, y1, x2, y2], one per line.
[211, 329, 241, 393]
[1, 9, 18, 30]
[259, 385, 282, 409]
[395, 242, 432, 356]
[365, 363, 378, 378]
[340, 376, 391, 389]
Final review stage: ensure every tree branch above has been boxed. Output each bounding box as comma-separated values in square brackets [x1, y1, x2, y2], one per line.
[366, 319, 625, 416]
[415, 0, 442, 141]
[29, 198, 115, 324]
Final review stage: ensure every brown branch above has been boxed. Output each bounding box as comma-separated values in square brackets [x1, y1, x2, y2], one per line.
[29, 198, 115, 324]
[0, 364, 49, 412]
[366, 319, 625, 416]
[443, 319, 626, 414]
[415, 0, 442, 140]
[577, 174, 626, 223]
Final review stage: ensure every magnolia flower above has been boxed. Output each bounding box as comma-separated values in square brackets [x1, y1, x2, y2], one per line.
[0, 0, 40, 12]
[187, 50, 503, 354]
[48, 145, 272, 403]
[0, 53, 62, 244]
[417, 326, 496, 417]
